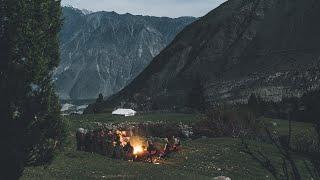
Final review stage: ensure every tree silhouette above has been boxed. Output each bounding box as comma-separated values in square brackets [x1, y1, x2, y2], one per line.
[0, 1, 65, 179]
[94, 93, 104, 113]
[248, 93, 264, 117]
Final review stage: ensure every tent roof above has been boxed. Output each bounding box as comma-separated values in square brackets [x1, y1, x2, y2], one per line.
[112, 108, 136, 115]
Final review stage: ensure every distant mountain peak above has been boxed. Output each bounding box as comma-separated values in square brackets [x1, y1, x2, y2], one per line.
[81, 9, 93, 15]
[56, 7, 196, 100]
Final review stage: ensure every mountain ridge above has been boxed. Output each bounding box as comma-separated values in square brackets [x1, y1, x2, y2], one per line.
[86, 0, 320, 113]
[55, 7, 196, 100]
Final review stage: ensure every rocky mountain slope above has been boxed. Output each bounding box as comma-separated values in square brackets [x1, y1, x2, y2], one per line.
[55, 7, 195, 100]
[88, 0, 320, 112]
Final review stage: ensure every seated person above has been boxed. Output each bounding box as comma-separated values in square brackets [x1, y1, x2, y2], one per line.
[173, 136, 181, 151]
[113, 141, 123, 159]
[160, 138, 172, 158]
[147, 140, 157, 162]
[123, 142, 134, 160]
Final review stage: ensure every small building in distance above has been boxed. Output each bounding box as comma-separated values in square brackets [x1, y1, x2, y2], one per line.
[112, 108, 136, 117]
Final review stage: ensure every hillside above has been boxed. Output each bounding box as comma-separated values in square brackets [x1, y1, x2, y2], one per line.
[55, 7, 195, 100]
[89, 0, 320, 112]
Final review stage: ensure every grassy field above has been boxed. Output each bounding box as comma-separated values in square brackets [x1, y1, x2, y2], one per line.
[22, 113, 315, 180]
[66, 113, 202, 128]
[264, 118, 315, 135]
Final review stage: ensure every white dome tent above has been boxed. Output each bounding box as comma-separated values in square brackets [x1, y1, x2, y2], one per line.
[112, 108, 136, 117]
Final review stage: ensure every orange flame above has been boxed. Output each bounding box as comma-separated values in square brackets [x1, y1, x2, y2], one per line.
[115, 130, 147, 155]
[130, 136, 146, 155]
[116, 130, 129, 146]
[133, 145, 143, 155]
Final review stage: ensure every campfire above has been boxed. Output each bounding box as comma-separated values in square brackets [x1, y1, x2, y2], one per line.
[133, 145, 144, 155]
[76, 126, 182, 164]
[117, 130, 147, 156]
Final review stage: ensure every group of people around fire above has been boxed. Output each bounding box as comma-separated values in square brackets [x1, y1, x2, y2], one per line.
[76, 127, 181, 162]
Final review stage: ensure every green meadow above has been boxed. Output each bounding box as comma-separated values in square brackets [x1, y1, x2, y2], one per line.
[22, 113, 314, 180]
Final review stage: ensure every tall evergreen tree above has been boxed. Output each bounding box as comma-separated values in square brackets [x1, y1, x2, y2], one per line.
[93, 93, 104, 113]
[0, 0, 65, 179]
[248, 93, 264, 117]
[96, 93, 104, 104]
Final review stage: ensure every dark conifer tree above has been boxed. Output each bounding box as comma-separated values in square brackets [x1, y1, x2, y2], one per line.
[0, 0, 65, 179]
[248, 93, 264, 117]
[94, 93, 104, 113]
[96, 93, 104, 104]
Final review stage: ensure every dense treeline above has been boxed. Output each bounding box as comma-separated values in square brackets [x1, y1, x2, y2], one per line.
[247, 91, 320, 123]
[0, 0, 65, 179]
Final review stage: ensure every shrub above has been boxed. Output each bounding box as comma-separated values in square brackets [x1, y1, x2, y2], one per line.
[193, 106, 261, 138]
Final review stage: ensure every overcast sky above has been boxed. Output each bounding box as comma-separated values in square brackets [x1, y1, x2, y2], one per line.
[61, 0, 227, 18]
